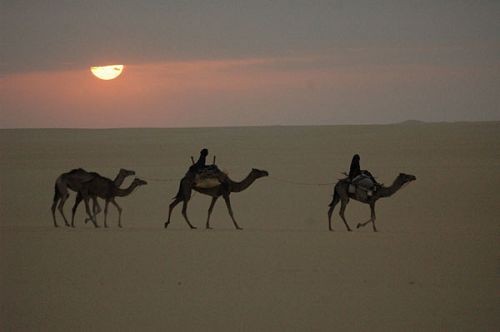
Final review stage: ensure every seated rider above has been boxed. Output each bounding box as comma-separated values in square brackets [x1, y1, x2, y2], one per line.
[348, 154, 378, 195]
[348, 154, 361, 180]
[188, 148, 209, 174]
[187, 148, 228, 187]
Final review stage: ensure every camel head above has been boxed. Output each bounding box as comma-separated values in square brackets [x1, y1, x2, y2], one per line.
[132, 178, 148, 186]
[251, 168, 269, 179]
[396, 173, 416, 187]
[119, 168, 136, 177]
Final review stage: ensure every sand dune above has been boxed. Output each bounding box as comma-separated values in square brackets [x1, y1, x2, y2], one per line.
[1, 123, 499, 331]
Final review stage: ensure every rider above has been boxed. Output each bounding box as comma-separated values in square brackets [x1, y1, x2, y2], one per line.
[348, 154, 378, 195]
[187, 148, 228, 188]
[188, 148, 209, 174]
[348, 154, 361, 180]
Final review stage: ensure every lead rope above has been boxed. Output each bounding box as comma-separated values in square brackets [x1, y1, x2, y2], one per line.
[267, 176, 336, 186]
[143, 175, 338, 187]
[142, 177, 180, 183]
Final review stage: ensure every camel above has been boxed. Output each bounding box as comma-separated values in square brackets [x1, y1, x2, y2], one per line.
[51, 168, 135, 227]
[327, 173, 416, 232]
[79, 169, 136, 226]
[165, 168, 269, 230]
[72, 176, 147, 228]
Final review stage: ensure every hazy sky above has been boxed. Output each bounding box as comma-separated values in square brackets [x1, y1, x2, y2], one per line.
[1, 1, 499, 128]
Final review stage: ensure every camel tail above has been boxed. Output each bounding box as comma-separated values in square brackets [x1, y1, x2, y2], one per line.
[52, 175, 67, 206]
[52, 182, 60, 204]
[329, 190, 339, 207]
[172, 182, 183, 200]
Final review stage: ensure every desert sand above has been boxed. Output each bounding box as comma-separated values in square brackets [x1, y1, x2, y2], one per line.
[1, 122, 498, 331]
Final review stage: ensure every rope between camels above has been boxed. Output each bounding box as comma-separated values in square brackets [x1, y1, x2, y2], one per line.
[144, 176, 337, 186]
[267, 176, 335, 186]
[143, 177, 180, 183]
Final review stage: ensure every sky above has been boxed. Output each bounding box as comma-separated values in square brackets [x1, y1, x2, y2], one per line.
[1, 0, 499, 128]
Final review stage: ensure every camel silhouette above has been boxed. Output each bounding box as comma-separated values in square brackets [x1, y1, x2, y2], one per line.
[165, 168, 269, 230]
[327, 173, 416, 232]
[81, 169, 136, 225]
[51, 168, 134, 227]
[72, 175, 147, 228]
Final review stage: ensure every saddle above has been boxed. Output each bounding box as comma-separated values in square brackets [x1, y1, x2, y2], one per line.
[192, 165, 228, 189]
[348, 173, 377, 197]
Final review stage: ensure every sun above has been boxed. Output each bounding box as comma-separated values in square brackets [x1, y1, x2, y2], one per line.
[90, 64, 124, 80]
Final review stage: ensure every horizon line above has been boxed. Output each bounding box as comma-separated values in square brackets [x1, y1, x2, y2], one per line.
[1, 120, 499, 130]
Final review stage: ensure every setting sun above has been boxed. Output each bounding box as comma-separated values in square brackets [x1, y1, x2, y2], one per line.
[90, 64, 124, 80]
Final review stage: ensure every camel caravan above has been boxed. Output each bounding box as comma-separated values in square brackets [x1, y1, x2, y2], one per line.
[51, 149, 415, 231]
[51, 168, 147, 228]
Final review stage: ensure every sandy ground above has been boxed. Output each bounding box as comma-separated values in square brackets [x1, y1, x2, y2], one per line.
[1, 123, 498, 331]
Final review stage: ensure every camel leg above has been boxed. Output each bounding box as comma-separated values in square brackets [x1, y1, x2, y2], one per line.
[84, 197, 99, 228]
[93, 197, 102, 216]
[356, 203, 377, 232]
[206, 196, 219, 229]
[356, 210, 372, 228]
[338, 198, 352, 232]
[51, 196, 60, 228]
[57, 193, 71, 227]
[52, 180, 69, 227]
[223, 195, 242, 230]
[327, 193, 340, 231]
[357, 219, 371, 229]
[110, 198, 123, 228]
[103, 200, 110, 228]
[166, 178, 193, 229]
[370, 203, 377, 232]
[71, 193, 84, 227]
[181, 200, 197, 229]
[165, 198, 182, 228]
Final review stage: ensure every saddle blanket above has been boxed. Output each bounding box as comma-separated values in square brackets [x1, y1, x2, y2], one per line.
[348, 174, 375, 195]
[193, 165, 227, 189]
[194, 176, 222, 189]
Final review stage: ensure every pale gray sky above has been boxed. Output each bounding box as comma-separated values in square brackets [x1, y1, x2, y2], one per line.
[1, 1, 499, 127]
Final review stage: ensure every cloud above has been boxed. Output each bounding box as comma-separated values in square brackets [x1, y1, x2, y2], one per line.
[2, 1, 499, 75]
[2, 52, 498, 128]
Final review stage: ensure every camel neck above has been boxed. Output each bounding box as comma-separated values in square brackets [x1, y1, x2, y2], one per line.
[113, 173, 127, 187]
[379, 177, 404, 198]
[114, 182, 139, 197]
[229, 172, 258, 193]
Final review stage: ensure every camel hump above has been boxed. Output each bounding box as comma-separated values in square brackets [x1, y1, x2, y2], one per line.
[63, 168, 95, 182]
[67, 168, 86, 175]
[78, 173, 98, 183]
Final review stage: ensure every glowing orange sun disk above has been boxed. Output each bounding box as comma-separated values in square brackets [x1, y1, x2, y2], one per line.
[90, 64, 124, 80]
